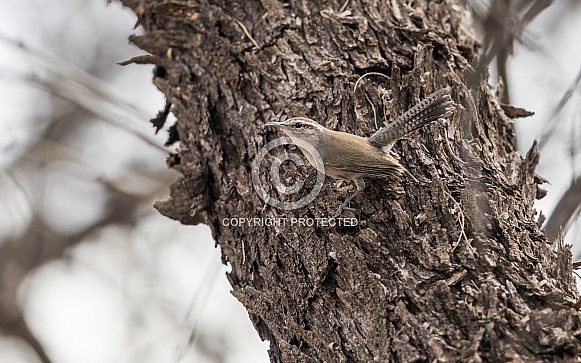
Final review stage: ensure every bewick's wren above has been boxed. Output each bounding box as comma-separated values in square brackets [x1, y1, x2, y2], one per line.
[266, 88, 455, 216]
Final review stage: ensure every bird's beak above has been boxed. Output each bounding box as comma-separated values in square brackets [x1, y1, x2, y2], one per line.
[265, 121, 284, 127]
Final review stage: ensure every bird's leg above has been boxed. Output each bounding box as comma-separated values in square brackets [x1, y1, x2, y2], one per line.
[333, 179, 365, 218]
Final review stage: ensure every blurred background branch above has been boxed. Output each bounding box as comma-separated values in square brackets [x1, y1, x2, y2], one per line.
[0, 1, 268, 363]
[545, 175, 581, 245]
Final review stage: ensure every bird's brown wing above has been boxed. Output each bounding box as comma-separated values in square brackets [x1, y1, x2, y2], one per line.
[316, 129, 405, 179]
[323, 150, 404, 179]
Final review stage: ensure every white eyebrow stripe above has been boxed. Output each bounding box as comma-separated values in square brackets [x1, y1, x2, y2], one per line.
[291, 120, 324, 132]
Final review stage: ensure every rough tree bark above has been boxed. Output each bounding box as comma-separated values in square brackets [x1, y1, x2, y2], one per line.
[119, 0, 581, 361]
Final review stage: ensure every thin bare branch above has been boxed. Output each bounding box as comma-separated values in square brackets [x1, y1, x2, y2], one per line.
[0, 34, 170, 153]
[538, 65, 581, 150]
[545, 175, 581, 242]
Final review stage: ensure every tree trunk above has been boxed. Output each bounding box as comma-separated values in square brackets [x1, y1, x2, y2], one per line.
[119, 0, 581, 361]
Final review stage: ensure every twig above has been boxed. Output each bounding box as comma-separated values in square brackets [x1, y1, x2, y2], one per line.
[445, 191, 470, 252]
[449, 65, 481, 130]
[444, 127, 467, 164]
[234, 19, 260, 49]
[179, 258, 223, 361]
[545, 175, 581, 243]
[538, 65, 581, 150]
[0, 34, 170, 153]
[354, 72, 390, 93]
[390, 0, 403, 23]
[365, 92, 378, 129]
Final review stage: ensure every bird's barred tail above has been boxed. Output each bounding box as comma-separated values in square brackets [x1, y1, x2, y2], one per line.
[368, 88, 455, 150]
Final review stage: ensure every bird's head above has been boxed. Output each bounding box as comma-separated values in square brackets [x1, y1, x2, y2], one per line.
[265, 117, 325, 144]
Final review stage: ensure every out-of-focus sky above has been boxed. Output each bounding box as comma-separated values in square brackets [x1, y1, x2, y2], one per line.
[507, 0, 581, 255]
[0, 1, 580, 363]
[0, 1, 269, 363]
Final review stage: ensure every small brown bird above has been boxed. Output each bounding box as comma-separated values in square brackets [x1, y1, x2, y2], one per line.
[266, 88, 455, 216]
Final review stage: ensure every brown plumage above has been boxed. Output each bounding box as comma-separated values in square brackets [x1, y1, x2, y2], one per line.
[266, 88, 455, 216]
[313, 127, 404, 184]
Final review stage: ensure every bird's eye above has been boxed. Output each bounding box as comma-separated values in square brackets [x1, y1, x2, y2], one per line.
[294, 123, 303, 128]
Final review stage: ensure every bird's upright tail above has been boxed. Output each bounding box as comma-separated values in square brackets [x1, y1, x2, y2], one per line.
[368, 88, 455, 150]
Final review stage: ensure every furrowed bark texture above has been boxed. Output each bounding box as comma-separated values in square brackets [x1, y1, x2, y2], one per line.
[119, 0, 581, 361]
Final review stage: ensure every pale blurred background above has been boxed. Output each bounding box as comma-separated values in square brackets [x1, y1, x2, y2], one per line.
[0, 1, 268, 362]
[0, 1, 579, 362]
